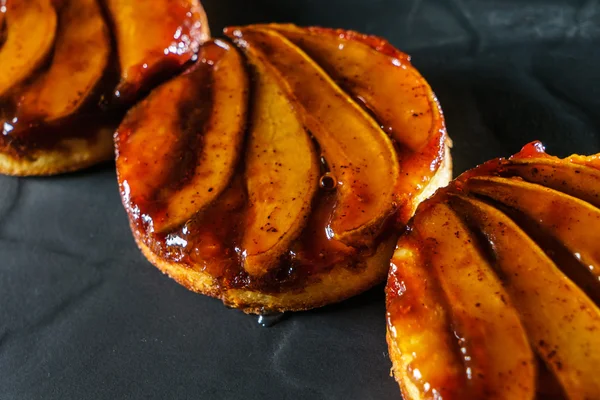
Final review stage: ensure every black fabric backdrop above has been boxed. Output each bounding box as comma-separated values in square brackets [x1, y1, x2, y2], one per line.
[1, 0, 599, 398]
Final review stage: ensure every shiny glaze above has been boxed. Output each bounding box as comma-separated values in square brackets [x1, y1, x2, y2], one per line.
[0, 54, 121, 157]
[228, 27, 402, 247]
[386, 141, 600, 399]
[105, 0, 209, 102]
[0, 0, 57, 97]
[0, 0, 119, 157]
[265, 24, 448, 224]
[0, 0, 207, 159]
[119, 26, 446, 294]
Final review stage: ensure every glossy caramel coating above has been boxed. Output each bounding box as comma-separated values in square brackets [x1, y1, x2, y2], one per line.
[105, 0, 210, 101]
[116, 25, 452, 313]
[0, 0, 210, 176]
[386, 141, 600, 399]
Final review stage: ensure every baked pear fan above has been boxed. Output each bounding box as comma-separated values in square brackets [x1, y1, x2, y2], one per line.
[386, 141, 600, 400]
[0, 0, 209, 176]
[115, 24, 452, 314]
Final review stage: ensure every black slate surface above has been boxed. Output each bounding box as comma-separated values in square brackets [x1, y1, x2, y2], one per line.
[2, 0, 599, 398]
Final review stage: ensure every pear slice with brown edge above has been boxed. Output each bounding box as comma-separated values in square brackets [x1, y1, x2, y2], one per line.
[241, 44, 319, 277]
[15, 0, 110, 122]
[411, 200, 536, 399]
[226, 26, 400, 247]
[464, 176, 600, 286]
[105, 0, 210, 102]
[116, 40, 248, 233]
[387, 233, 469, 400]
[501, 158, 600, 209]
[449, 194, 600, 400]
[266, 23, 442, 153]
[0, 0, 57, 97]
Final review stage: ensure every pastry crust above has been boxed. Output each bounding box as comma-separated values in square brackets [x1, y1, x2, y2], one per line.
[0, 128, 114, 176]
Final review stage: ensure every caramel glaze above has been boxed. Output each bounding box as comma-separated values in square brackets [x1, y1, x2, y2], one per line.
[140, 170, 398, 294]
[388, 141, 600, 303]
[0, 1, 122, 159]
[386, 141, 600, 399]
[123, 29, 445, 294]
[0, 0, 202, 160]
[104, 0, 209, 103]
[0, 58, 123, 159]
[290, 26, 448, 224]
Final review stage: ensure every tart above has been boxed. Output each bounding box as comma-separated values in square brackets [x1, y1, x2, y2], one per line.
[115, 24, 452, 314]
[386, 142, 600, 399]
[0, 0, 209, 176]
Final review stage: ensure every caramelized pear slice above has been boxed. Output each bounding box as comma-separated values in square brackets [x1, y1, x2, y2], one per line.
[465, 176, 600, 284]
[502, 158, 600, 209]
[116, 40, 248, 232]
[413, 201, 535, 399]
[116, 73, 199, 210]
[15, 0, 110, 121]
[387, 235, 467, 400]
[241, 48, 319, 276]
[105, 0, 210, 100]
[267, 24, 441, 152]
[0, 0, 57, 97]
[227, 27, 400, 246]
[450, 194, 600, 399]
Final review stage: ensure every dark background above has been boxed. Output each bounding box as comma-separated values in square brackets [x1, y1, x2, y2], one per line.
[1, 0, 599, 398]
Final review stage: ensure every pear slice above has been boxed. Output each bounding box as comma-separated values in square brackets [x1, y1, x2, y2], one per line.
[0, 0, 57, 97]
[240, 46, 319, 277]
[449, 194, 600, 399]
[411, 201, 535, 399]
[464, 176, 600, 285]
[266, 24, 442, 153]
[14, 0, 110, 122]
[105, 0, 210, 101]
[502, 158, 600, 209]
[226, 27, 400, 246]
[387, 234, 468, 400]
[116, 40, 248, 232]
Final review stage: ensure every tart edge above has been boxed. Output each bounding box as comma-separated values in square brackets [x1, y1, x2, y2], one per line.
[0, 127, 114, 176]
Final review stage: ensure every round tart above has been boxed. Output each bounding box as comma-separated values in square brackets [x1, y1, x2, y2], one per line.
[0, 0, 209, 176]
[386, 141, 600, 399]
[116, 24, 452, 314]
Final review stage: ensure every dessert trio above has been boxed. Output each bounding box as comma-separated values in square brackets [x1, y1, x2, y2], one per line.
[1, 1, 597, 398]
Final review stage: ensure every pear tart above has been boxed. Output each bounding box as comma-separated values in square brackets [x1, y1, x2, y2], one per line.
[0, 0, 209, 176]
[386, 142, 600, 400]
[116, 24, 452, 314]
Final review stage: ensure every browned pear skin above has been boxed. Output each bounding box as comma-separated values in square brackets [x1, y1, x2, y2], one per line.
[15, 0, 110, 122]
[464, 176, 600, 284]
[0, 0, 57, 97]
[116, 40, 248, 233]
[105, 0, 210, 100]
[241, 46, 319, 277]
[387, 235, 467, 400]
[266, 23, 442, 153]
[450, 194, 600, 400]
[414, 201, 535, 399]
[502, 158, 600, 209]
[227, 27, 400, 247]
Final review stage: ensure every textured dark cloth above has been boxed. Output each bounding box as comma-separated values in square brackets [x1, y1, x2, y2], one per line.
[1, 0, 599, 398]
